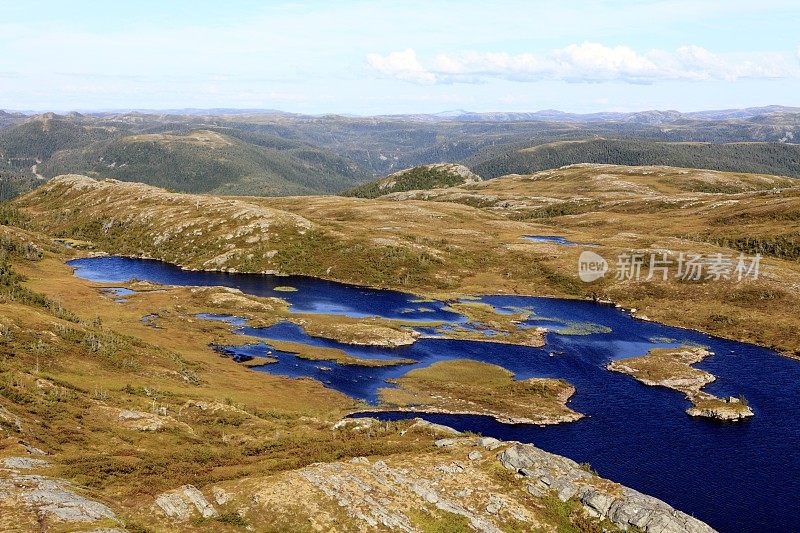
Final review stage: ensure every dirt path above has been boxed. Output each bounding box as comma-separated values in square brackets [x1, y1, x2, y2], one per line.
[31, 159, 45, 180]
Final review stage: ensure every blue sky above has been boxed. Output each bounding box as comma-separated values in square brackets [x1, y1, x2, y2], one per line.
[1, 0, 799, 114]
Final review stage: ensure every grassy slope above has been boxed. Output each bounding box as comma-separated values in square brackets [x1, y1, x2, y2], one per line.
[0, 225, 435, 530]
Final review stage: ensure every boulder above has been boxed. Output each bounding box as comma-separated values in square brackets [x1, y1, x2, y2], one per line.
[154, 485, 217, 520]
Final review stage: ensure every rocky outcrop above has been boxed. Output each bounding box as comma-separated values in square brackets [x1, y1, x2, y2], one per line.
[153, 484, 218, 520]
[402, 418, 463, 436]
[0, 457, 118, 527]
[687, 395, 754, 421]
[2, 457, 49, 469]
[246, 426, 716, 533]
[498, 443, 716, 533]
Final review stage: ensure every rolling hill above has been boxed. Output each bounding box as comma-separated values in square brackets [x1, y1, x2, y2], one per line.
[0, 116, 370, 196]
[38, 128, 370, 196]
[470, 138, 800, 179]
[2, 109, 800, 199]
[343, 163, 482, 198]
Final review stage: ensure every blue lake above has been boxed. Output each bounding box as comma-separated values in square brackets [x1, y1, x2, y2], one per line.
[68, 256, 800, 533]
[522, 235, 595, 246]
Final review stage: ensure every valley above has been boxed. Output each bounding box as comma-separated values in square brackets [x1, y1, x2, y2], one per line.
[4, 3, 799, 531]
[0, 161, 799, 531]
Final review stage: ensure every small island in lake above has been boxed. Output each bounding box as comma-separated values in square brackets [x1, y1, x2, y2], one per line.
[378, 359, 583, 424]
[608, 346, 754, 421]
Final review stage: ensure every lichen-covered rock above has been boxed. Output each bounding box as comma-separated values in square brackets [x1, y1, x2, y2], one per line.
[154, 485, 218, 520]
[402, 418, 462, 436]
[2, 457, 49, 470]
[0, 473, 117, 523]
[498, 443, 716, 533]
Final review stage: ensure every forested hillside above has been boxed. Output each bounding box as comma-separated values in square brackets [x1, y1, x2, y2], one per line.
[1, 108, 799, 198]
[39, 129, 369, 195]
[471, 139, 800, 179]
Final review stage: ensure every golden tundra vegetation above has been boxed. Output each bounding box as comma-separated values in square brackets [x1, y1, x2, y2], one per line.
[0, 162, 796, 531]
[378, 360, 583, 425]
[0, 211, 646, 532]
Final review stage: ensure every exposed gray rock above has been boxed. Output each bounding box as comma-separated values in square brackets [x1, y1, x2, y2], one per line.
[403, 418, 462, 436]
[526, 483, 544, 498]
[301, 463, 416, 532]
[485, 495, 505, 514]
[468, 451, 483, 461]
[581, 488, 615, 517]
[212, 486, 231, 505]
[434, 438, 456, 448]
[117, 409, 166, 431]
[332, 417, 379, 431]
[3, 457, 50, 469]
[475, 437, 502, 450]
[20, 441, 48, 455]
[497, 443, 716, 533]
[1, 473, 117, 523]
[436, 462, 466, 475]
[154, 485, 218, 520]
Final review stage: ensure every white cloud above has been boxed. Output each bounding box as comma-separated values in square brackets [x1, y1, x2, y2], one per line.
[367, 43, 800, 84]
[366, 49, 436, 84]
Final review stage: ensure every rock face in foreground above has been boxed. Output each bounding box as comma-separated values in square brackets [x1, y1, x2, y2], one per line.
[153, 484, 218, 520]
[498, 443, 716, 533]
[233, 422, 716, 532]
[0, 456, 119, 531]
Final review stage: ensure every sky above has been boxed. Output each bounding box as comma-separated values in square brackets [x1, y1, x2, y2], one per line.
[1, 0, 799, 114]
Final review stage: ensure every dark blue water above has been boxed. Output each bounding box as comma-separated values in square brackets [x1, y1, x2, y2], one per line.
[522, 235, 595, 246]
[69, 256, 461, 322]
[68, 256, 800, 533]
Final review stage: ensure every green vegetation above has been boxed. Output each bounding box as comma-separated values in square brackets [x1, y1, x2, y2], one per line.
[344, 164, 480, 198]
[472, 139, 800, 180]
[692, 234, 800, 261]
[40, 129, 369, 196]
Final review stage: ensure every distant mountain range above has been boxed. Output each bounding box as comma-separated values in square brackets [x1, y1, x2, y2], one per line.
[0, 105, 798, 200]
[387, 105, 800, 124]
